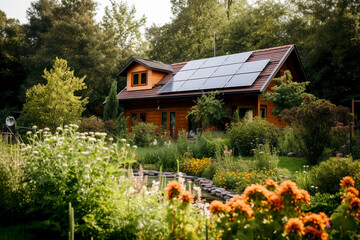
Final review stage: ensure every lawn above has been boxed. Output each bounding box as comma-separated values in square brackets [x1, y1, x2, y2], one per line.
[237, 156, 310, 174]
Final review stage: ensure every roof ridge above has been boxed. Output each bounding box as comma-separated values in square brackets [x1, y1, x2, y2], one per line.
[171, 61, 188, 66]
[254, 44, 293, 53]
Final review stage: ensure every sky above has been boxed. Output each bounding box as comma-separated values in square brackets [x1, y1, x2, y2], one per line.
[0, 0, 173, 28]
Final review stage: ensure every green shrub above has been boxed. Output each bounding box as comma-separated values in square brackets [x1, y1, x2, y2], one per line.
[284, 95, 352, 164]
[254, 143, 279, 171]
[130, 122, 159, 147]
[310, 157, 360, 194]
[139, 143, 180, 171]
[227, 117, 279, 156]
[276, 127, 302, 156]
[306, 192, 342, 215]
[22, 125, 136, 238]
[0, 142, 26, 226]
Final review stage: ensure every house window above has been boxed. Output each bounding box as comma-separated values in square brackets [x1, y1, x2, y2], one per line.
[140, 112, 146, 122]
[132, 72, 147, 86]
[260, 106, 267, 119]
[162, 112, 167, 130]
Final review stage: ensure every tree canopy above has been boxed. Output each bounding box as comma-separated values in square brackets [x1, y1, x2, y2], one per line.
[20, 58, 88, 129]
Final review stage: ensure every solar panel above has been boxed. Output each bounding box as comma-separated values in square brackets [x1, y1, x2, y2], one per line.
[158, 79, 185, 93]
[211, 63, 243, 77]
[236, 59, 270, 74]
[225, 72, 261, 88]
[176, 78, 207, 92]
[201, 55, 228, 68]
[172, 69, 196, 81]
[158, 52, 267, 94]
[199, 76, 232, 90]
[180, 59, 206, 71]
[191, 67, 218, 79]
[223, 51, 253, 65]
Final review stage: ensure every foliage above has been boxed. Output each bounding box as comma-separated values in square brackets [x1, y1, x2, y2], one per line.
[78, 116, 119, 135]
[262, 70, 309, 118]
[330, 177, 360, 239]
[130, 121, 159, 147]
[179, 157, 212, 176]
[146, 0, 227, 63]
[20, 58, 87, 130]
[254, 143, 279, 171]
[0, 141, 26, 226]
[209, 179, 326, 240]
[0, 10, 26, 111]
[310, 157, 360, 194]
[307, 192, 342, 216]
[23, 0, 120, 112]
[21, 125, 136, 238]
[164, 180, 203, 239]
[103, 80, 119, 121]
[277, 127, 302, 156]
[227, 117, 279, 156]
[102, 0, 146, 62]
[284, 95, 352, 164]
[187, 91, 228, 128]
[138, 143, 180, 171]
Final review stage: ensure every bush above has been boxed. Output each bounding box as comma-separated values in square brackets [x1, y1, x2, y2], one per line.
[78, 116, 106, 132]
[276, 127, 302, 156]
[0, 142, 26, 226]
[306, 192, 342, 215]
[179, 157, 212, 176]
[22, 125, 136, 238]
[310, 157, 360, 194]
[227, 117, 279, 156]
[130, 122, 159, 147]
[139, 143, 180, 171]
[284, 95, 352, 164]
[254, 143, 279, 171]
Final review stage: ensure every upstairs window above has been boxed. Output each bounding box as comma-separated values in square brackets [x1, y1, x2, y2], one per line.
[132, 71, 147, 86]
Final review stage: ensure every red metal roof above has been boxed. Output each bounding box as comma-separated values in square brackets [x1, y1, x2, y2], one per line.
[118, 45, 300, 101]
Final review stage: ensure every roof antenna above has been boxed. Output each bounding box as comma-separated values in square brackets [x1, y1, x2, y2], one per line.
[213, 31, 216, 57]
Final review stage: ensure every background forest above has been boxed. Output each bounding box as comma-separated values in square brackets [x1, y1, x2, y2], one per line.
[0, 0, 359, 122]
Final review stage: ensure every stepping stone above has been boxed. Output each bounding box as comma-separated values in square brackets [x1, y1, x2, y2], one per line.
[211, 190, 216, 196]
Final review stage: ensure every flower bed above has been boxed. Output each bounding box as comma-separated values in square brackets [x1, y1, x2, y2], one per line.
[179, 157, 212, 176]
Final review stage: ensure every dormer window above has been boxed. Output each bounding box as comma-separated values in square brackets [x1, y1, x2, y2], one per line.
[132, 71, 147, 86]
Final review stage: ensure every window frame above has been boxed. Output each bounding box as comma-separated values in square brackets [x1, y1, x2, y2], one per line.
[131, 71, 148, 87]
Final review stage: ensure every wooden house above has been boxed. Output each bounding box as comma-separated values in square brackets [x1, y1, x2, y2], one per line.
[117, 44, 307, 137]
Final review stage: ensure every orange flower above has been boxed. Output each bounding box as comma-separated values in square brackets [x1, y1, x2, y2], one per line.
[180, 190, 194, 204]
[295, 189, 311, 205]
[209, 200, 228, 215]
[267, 192, 284, 211]
[230, 199, 253, 218]
[349, 197, 360, 213]
[278, 180, 299, 198]
[265, 179, 279, 191]
[165, 180, 183, 200]
[346, 187, 359, 198]
[227, 195, 249, 205]
[340, 176, 355, 188]
[285, 218, 304, 235]
[303, 213, 328, 230]
[243, 184, 269, 202]
[304, 226, 328, 240]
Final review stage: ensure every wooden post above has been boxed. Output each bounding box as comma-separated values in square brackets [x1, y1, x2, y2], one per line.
[352, 98, 355, 122]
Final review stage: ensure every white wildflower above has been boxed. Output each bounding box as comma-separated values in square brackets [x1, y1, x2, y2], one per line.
[56, 127, 62, 131]
[121, 139, 127, 142]
[32, 125, 37, 130]
[44, 127, 50, 131]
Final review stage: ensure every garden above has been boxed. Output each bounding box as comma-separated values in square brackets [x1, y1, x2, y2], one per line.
[1, 63, 360, 239]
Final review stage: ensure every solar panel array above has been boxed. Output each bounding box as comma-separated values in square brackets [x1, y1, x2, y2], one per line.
[158, 51, 270, 94]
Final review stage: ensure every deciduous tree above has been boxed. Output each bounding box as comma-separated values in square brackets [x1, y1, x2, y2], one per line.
[20, 58, 88, 129]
